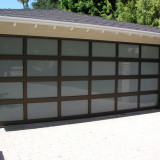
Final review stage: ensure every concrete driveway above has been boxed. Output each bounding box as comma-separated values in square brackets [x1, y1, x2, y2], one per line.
[0, 109, 160, 160]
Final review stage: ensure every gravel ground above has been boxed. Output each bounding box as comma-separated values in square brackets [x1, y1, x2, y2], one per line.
[0, 109, 160, 160]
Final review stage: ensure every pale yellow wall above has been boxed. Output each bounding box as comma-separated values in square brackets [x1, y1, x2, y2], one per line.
[0, 22, 160, 45]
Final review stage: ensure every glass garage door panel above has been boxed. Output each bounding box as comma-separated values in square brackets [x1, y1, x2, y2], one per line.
[28, 102, 58, 119]
[0, 37, 23, 55]
[119, 44, 139, 58]
[27, 82, 57, 98]
[118, 96, 137, 110]
[91, 98, 115, 113]
[0, 104, 23, 122]
[92, 61, 115, 76]
[27, 38, 58, 56]
[141, 46, 159, 59]
[92, 80, 115, 95]
[118, 79, 138, 93]
[0, 82, 23, 100]
[140, 78, 158, 91]
[92, 42, 116, 57]
[27, 60, 57, 77]
[62, 61, 88, 76]
[61, 100, 88, 116]
[140, 94, 158, 107]
[0, 60, 23, 77]
[62, 40, 89, 56]
[118, 62, 138, 75]
[61, 81, 88, 97]
[141, 62, 158, 75]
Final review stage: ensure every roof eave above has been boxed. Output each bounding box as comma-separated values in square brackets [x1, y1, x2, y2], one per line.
[0, 16, 160, 38]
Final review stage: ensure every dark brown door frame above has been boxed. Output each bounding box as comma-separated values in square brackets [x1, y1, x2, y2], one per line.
[0, 34, 159, 126]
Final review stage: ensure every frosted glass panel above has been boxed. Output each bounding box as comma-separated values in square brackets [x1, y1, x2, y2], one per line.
[118, 62, 138, 75]
[0, 37, 23, 55]
[0, 104, 23, 122]
[92, 61, 115, 76]
[61, 100, 88, 116]
[141, 62, 158, 75]
[27, 82, 57, 98]
[140, 94, 158, 107]
[62, 40, 89, 56]
[27, 38, 58, 56]
[92, 42, 116, 57]
[92, 80, 115, 95]
[62, 61, 88, 76]
[0, 60, 23, 77]
[141, 46, 159, 59]
[28, 102, 58, 119]
[27, 60, 57, 77]
[91, 98, 114, 113]
[0, 82, 23, 99]
[140, 78, 158, 91]
[119, 44, 139, 58]
[118, 79, 138, 93]
[118, 96, 137, 110]
[61, 81, 88, 96]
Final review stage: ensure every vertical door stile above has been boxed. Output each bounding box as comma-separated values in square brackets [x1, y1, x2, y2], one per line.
[58, 39, 61, 117]
[88, 41, 92, 115]
[115, 43, 118, 112]
[158, 46, 160, 109]
[23, 37, 28, 121]
[138, 44, 141, 109]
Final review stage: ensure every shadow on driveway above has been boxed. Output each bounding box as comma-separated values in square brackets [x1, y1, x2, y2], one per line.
[3, 109, 160, 132]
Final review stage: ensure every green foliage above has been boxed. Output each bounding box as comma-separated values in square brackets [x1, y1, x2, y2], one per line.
[59, 0, 115, 19]
[108, 0, 116, 11]
[17, 0, 29, 9]
[136, 0, 160, 28]
[30, 0, 160, 28]
[32, 0, 59, 9]
[116, 0, 137, 23]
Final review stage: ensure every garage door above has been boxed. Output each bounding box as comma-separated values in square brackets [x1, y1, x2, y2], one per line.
[0, 36, 159, 125]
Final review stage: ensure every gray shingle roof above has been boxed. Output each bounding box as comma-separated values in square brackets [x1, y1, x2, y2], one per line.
[0, 9, 160, 33]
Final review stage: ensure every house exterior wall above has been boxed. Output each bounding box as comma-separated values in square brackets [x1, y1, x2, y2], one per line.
[0, 25, 160, 126]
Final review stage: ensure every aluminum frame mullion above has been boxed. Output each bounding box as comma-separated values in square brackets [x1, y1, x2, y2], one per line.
[23, 37, 28, 121]
[138, 44, 141, 109]
[0, 34, 159, 126]
[58, 39, 61, 117]
[88, 41, 92, 115]
[158, 46, 160, 109]
[115, 43, 119, 112]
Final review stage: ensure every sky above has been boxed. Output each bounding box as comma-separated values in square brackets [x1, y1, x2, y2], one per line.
[0, 0, 34, 9]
